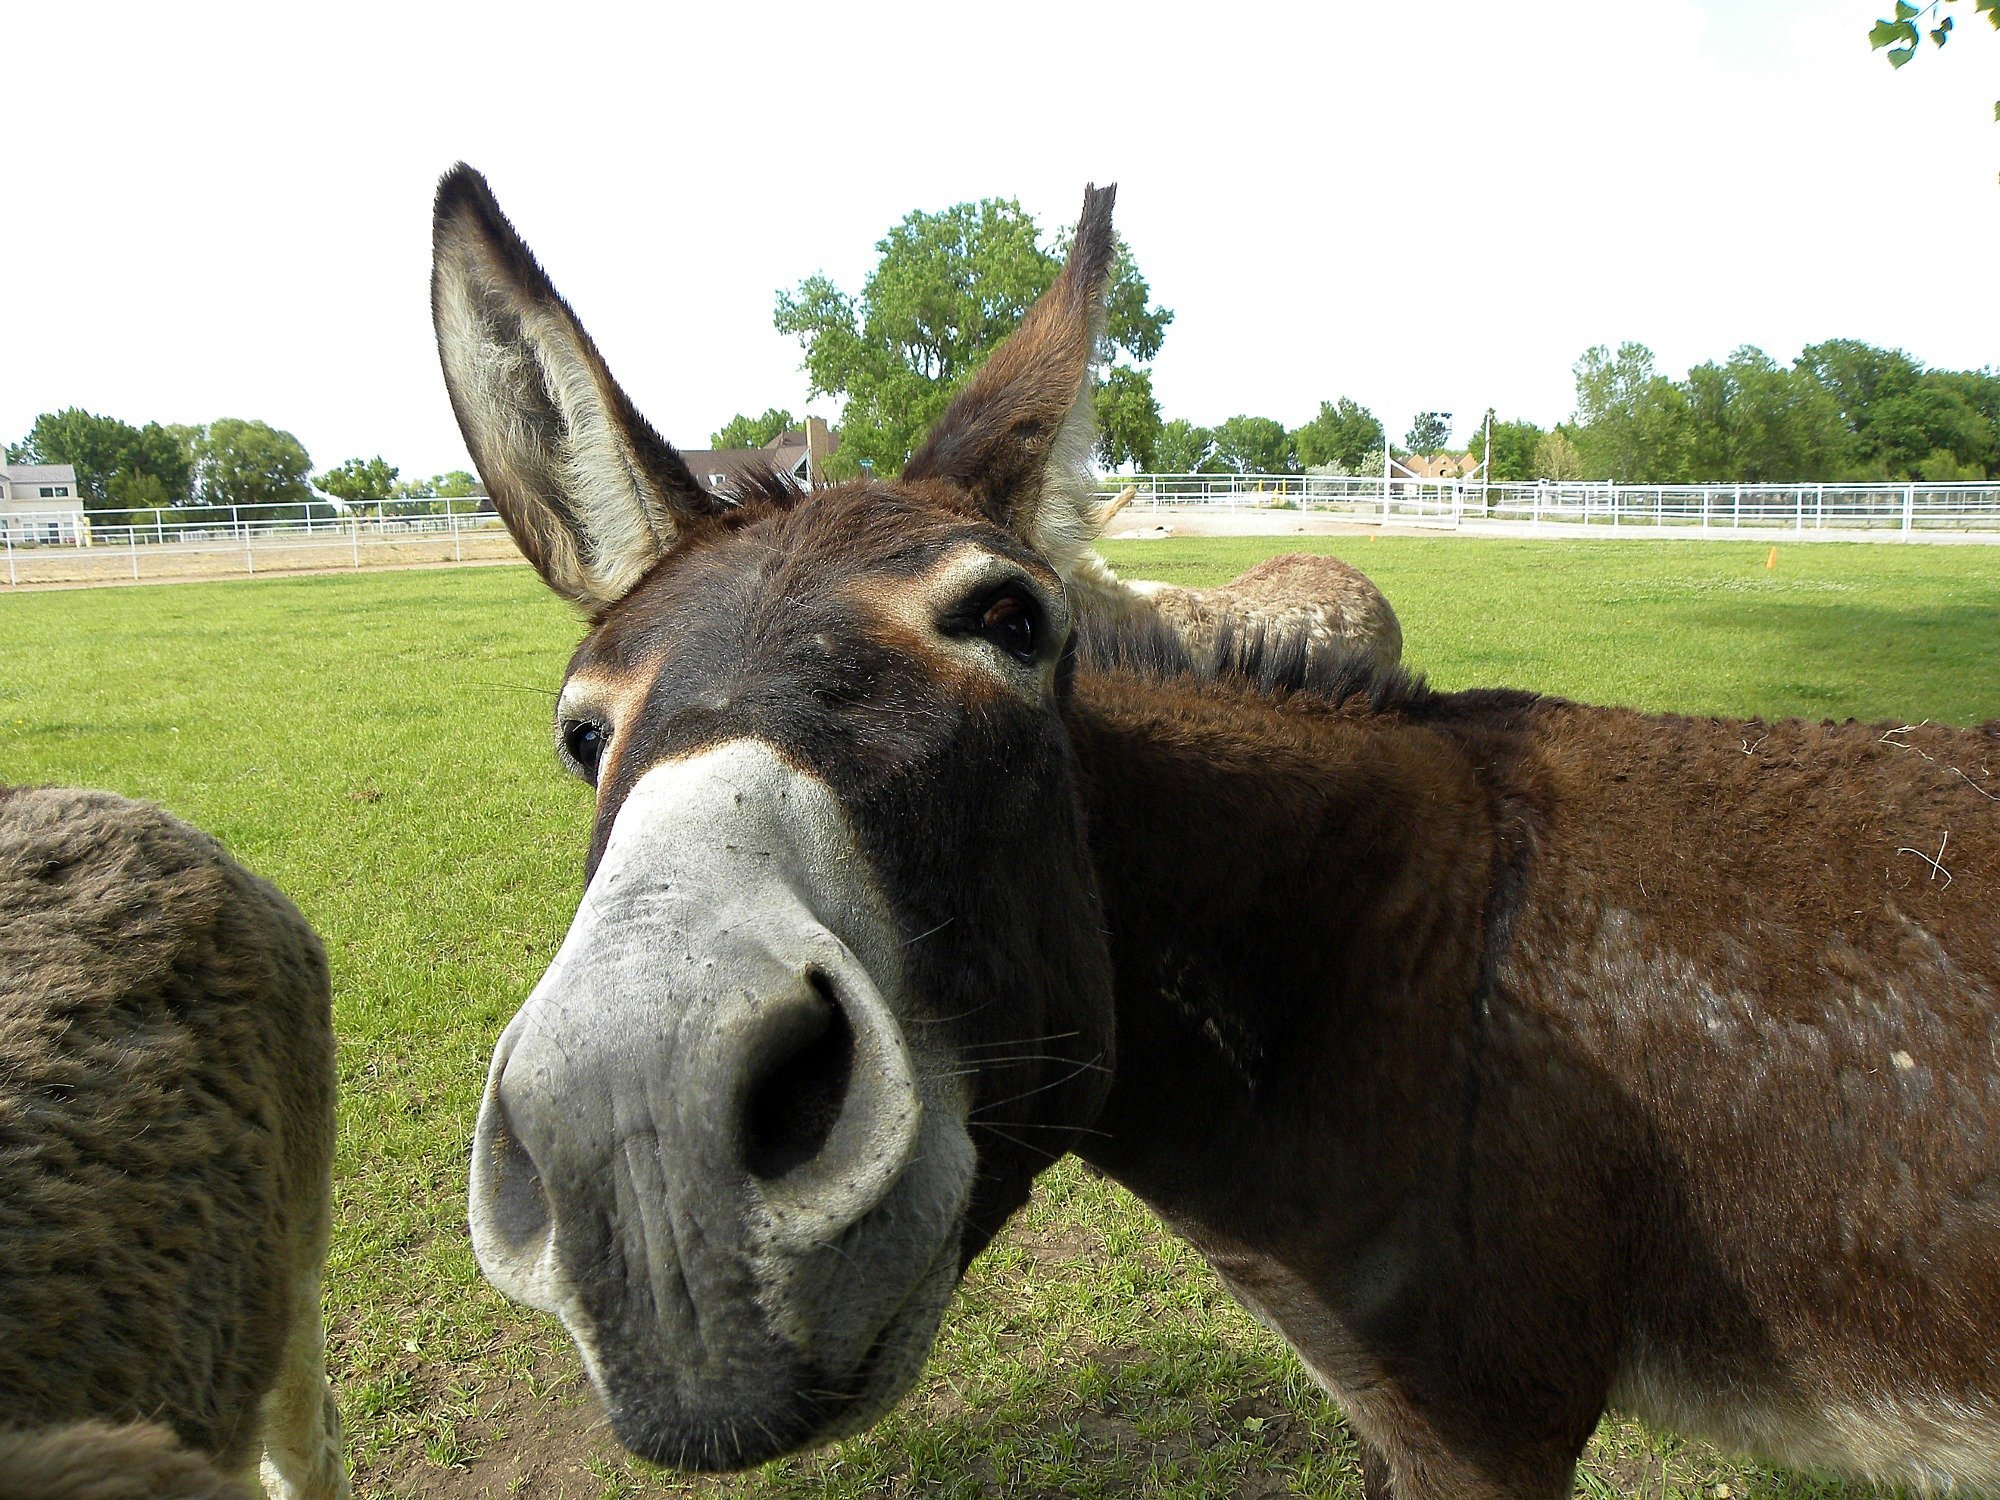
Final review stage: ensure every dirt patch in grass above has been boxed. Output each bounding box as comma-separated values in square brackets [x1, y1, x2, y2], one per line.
[345, 1332, 622, 1500]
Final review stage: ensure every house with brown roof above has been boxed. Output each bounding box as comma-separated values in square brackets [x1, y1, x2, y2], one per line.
[1393, 450, 1483, 480]
[680, 417, 838, 494]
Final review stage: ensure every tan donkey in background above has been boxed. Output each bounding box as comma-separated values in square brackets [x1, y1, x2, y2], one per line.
[1071, 499, 1405, 672]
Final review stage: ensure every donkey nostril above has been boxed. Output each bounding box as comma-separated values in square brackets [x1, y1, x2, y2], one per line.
[743, 970, 856, 1181]
[480, 1092, 553, 1253]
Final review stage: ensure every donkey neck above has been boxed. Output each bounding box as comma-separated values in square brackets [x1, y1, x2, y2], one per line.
[1061, 670, 1538, 1248]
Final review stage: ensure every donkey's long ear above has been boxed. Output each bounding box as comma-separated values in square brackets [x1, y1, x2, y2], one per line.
[431, 164, 719, 612]
[903, 185, 1117, 576]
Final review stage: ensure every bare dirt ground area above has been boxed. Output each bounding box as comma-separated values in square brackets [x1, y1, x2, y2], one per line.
[343, 1215, 1355, 1500]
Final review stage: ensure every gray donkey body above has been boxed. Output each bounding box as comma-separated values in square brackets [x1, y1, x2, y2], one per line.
[0, 788, 344, 1499]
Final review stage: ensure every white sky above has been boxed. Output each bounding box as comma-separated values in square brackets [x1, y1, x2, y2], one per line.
[4, 1, 1996, 476]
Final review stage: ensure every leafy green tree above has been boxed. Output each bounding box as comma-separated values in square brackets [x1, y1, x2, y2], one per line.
[8, 408, 192, 510]
[1680, 348, 1854, 482]
[1533, 429, 1587, 481]
[1571, 337, 1994, 482]
[775, 197, 1171, 476]
[1912, 369, 2000, 474]
[1466, 409, 1549, 481]
[316, 456, 400, 505]
[1926, 365, 2000, 430]
[1403, 411, 1452, 458]
[1155, 419, 1221, 473]
[7, 409, 129, 496]
[1868, 380, 1997, 476]
[433, 470, 481, 498]
[1919, 447, 1989, 479]
[1093, 243, 1173, 365]
[106, 470, 175, 508]
[193, 419, 313, 513]
[1095, 366, 1163, 469]
[1797, 339, 1922, 438]
[1571, 344, 1689, 481]
[387, 469, 484, 511]
[1212, 415, 1297, 475]
[1792, 342, 1995, 478]
[1293, 397, 1384, 472]
[710, 408, 796, 450]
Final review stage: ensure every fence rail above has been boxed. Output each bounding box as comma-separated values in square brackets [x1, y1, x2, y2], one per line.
[7, 476, 2000, 587]
[1097, 475, 2000, 537]
[1, 499, 516, 586]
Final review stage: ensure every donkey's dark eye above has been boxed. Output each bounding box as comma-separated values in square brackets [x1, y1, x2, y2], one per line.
[560, 719, 607, 781]
[978, 594, 1039, 661]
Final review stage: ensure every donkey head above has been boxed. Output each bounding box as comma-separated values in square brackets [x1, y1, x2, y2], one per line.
[439, 167, 1119, 1468]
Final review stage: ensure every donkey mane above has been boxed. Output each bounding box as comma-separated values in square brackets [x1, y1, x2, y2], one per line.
[1075, 604, 1531, 724]
[711, 465, 809, 513]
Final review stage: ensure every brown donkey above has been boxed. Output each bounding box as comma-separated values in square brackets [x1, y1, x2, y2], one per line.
[436, 166, 2000, 1497]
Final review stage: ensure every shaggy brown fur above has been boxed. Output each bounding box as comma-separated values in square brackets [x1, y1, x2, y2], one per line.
[1063, 649, 2000, 1497]
[0, 1423, 255, 1500]
[0, 789, 344, 1498]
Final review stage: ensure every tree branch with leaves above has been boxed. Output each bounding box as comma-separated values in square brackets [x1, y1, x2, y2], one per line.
[1871, 0, 2000, 129]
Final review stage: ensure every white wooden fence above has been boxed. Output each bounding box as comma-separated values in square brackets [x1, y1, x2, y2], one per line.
[1, 500, 512, 586]
[7, 477, 2000, 586]
[1099, 475, 2000, 538]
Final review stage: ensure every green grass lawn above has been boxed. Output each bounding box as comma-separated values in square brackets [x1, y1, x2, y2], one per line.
[4, 536, 1995, 1499]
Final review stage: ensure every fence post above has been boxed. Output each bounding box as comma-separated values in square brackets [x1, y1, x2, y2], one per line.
[1733, 484, 1741, 529]
[231, 504, 241, 538]
[451, 502, 462, 561]
[4, 531, 14, 587]
[352, 519, 361, 568]
[130, 531, 139, 580]
[1796, 489, 1804, 533]
[245, 529, 255, 575]
[1382, 436, 1391, 524]
[154, 508, 164, 543]
[1903, 483, 1915, 540]
[1816, 484, 1824, 530]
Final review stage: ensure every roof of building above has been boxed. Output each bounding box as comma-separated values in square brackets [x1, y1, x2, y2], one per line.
[678, 447, 795, 488]
[679, 424, 840, 493]
[0, 463, 80, 484]
[1395, 451, 1479, 479]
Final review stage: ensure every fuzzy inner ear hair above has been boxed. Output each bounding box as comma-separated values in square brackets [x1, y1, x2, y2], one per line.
[430, 164, 720, 612]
